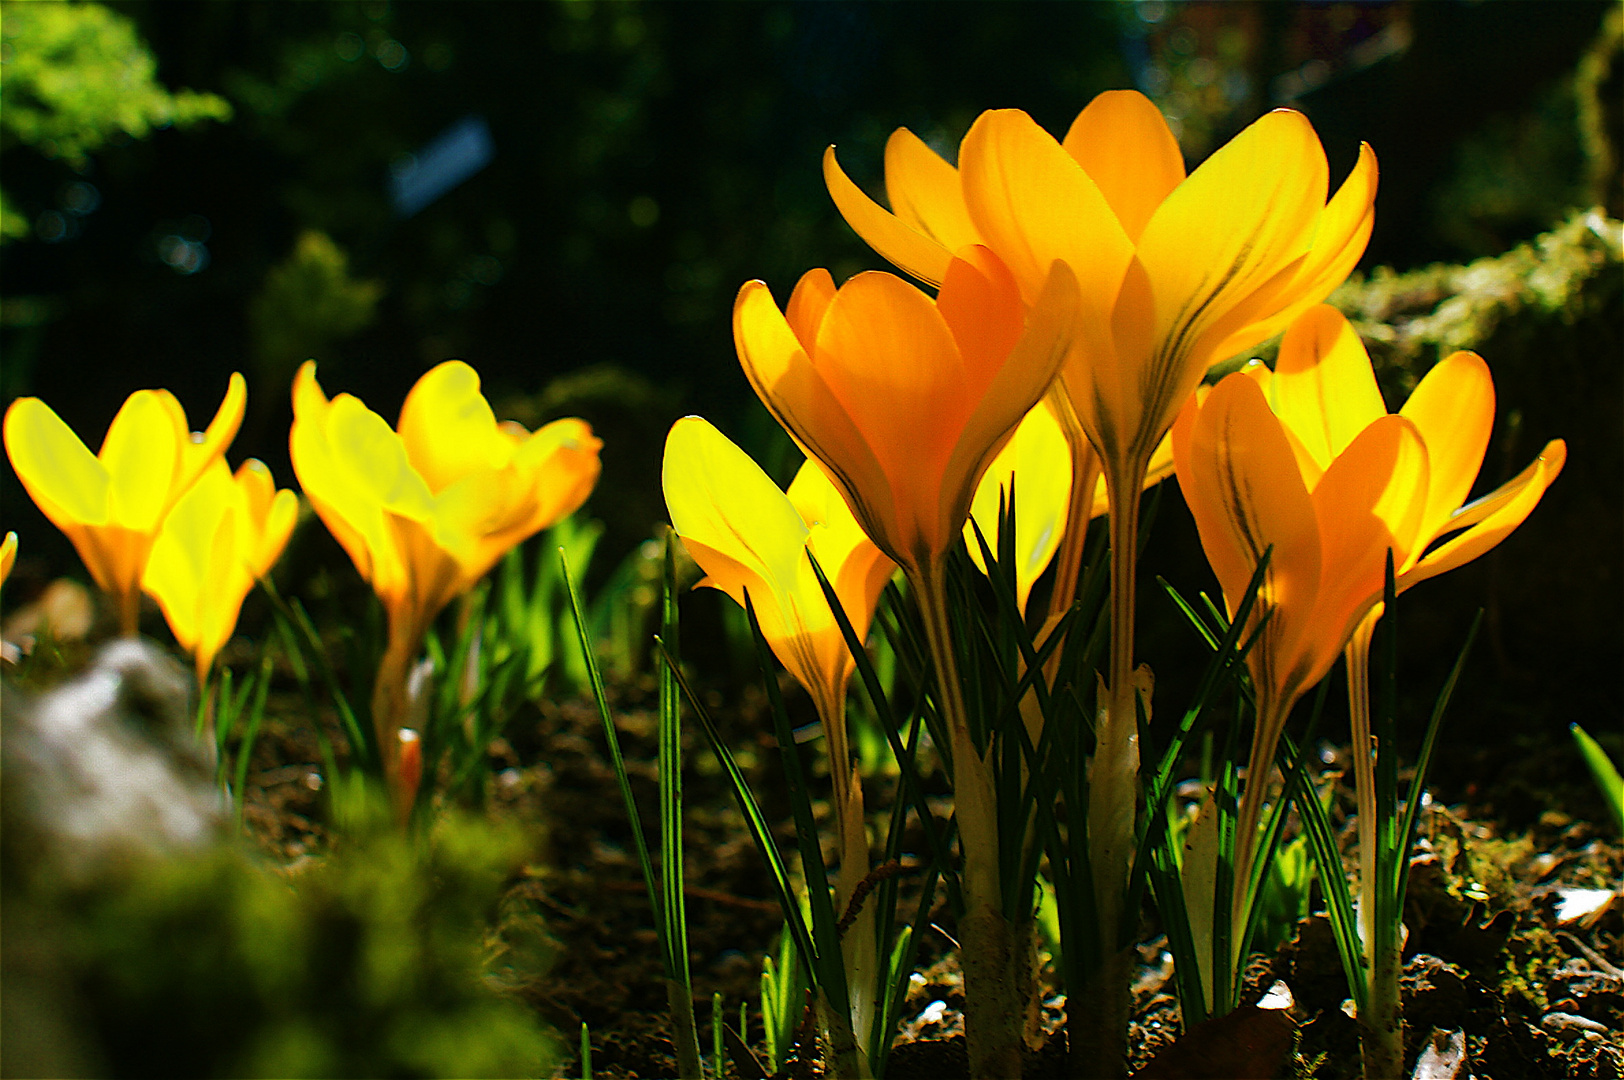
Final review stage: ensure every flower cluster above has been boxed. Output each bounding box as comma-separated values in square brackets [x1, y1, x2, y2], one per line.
[5, 360, 601, 822]
[663, 88, 1564, 1078]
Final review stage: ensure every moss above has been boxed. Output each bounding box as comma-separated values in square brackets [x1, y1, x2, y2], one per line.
[1329, 208, 1623, 396]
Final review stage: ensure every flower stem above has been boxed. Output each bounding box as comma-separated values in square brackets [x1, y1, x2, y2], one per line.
[1044, 395, 1105, 637]
[1346, 613, 1404, 1080]
[915, 560, 1020, 1080]
[371, 614, 422, 825]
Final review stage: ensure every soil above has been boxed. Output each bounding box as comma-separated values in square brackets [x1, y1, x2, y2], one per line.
[234, 670, 1624, 1080]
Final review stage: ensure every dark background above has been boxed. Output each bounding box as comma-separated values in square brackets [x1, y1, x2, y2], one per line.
[2, 1, 1618, 805]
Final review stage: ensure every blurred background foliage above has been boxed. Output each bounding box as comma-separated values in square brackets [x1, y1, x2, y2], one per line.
[0, 0, 1618, 762]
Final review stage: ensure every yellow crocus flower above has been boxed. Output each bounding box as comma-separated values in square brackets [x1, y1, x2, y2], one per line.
[663, 416, 894, 726]
[663, 415, 894, 1071]
[3, 376, 246, 633]
[142, 457, 297, 685]
[290, 359, 602, 818]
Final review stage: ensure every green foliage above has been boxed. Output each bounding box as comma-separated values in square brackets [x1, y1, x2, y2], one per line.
[0, 0, 231, 240]
[1570, 722, 1624, 834]
[1330, 208, 1623, 392]
[5, 802, 557, 1078]
[248, 230, 384, 379]
[0, 0, 232, 163]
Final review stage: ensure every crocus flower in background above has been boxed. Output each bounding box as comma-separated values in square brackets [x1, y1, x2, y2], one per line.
[3, 376, 246, 634]
[663, 415, 894, 1071]
[290, 359, 601, 820]
[141, 457, 297, 686]
[0, 531, 15, 589]
[964, 398, 1071, 619]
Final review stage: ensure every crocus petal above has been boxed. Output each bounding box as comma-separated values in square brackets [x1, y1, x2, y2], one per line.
[1399, 350, 1494, 549]
[813, 270, 970, 559]
[101, 391, 180, 533]
[937, 256, 1078, 559]
[397, 361, 514, 493]
[1175, 372, 1322, 701]
[785, 267, 839, 346]
[0, 532, 16, 587]
[1118, 111, 1328, 410]
[514, 418, 604, 529]
[1202, 143, 1379, 363]
[290, 362, 402, 602]
[1307, 414, 1429, 668]
[4, 397, 110, 528]
[1271, 305, 1387, 468]
[788, 458, 895, 654]
[665, 417, 868, 714]
[176, 373, 248, 495]
[824, 146, 954, 288]
[884, 127, 981, 252]
[326, 394, 436, 521]
[735, 278, 894, 541]
[1060, 90, 1185, 244]
[959, 108, 1135, 309]
[966, 397, 1071, 613]
[664, 416, 809, 603]
[1402, 439, 1566, 591]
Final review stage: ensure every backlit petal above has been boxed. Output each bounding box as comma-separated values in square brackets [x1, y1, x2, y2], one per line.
[0, 532, 15, 587]
[1271, 305, 1386, 468]
[1400, 350, 1493, 550]
[939, 258, 1077, 559]
[290, 363, 397, 599]
[786, 267, 837, 348]
[1061, 90, 1185, 243]
[1175, 372, 1321, 700]
[4, 397, 110, 528]
[884, 127, 982, 254]
[824, 146, 953, 288]
[1308, 414, 1429, 659]
[959, 108, 1135, 309]
[1403, 439, 1566, 591]
[101, 391, 180, 533]
[813, 270, 967, 560]
[327, 394, 435, 521]
[967, 397, 1071, 612]
[177, 373, 247, 495]
[1202, 143, 1378, 362]
[664, 416, 808, 601]
[735, 278, 892, 541]
[1121, 111, 1327, 400]
[398, 361, 513, 493]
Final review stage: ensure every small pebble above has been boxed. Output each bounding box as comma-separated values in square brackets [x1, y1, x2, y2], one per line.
[1540, 1011, 1610, 1038]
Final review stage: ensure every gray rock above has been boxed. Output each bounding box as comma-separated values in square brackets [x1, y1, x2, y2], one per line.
[2, 638, 224, 884]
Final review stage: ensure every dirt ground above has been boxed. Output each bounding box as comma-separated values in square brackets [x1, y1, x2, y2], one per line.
[236, 668, 1624, 1080]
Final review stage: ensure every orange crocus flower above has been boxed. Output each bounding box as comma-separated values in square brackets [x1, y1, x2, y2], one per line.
[1173, 304, 1565, 911]
[733, 246, 1076, 580]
